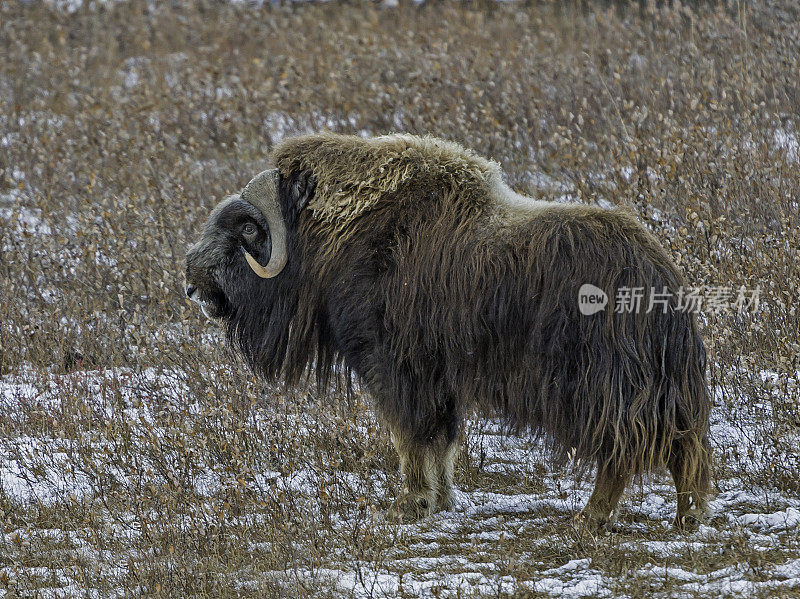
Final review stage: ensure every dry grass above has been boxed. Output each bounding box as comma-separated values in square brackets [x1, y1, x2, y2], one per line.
[1, 0, 799, 597]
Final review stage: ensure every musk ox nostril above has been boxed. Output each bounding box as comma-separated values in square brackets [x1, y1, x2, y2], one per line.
[186, 285, 197, 298]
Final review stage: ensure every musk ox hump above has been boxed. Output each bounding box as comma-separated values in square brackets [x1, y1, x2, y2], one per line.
[270, 132, 505, 226]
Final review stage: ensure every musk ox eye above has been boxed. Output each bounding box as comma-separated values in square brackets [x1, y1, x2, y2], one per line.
[242, 222, 257, 238]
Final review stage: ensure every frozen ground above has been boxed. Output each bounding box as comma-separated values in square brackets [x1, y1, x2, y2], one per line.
[1, 367, 798, 597]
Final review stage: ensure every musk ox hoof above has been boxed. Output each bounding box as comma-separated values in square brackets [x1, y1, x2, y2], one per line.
[438, 492, 456, 512]
[574, 510, 615, 535]
[674, 508, 707, 532]
[391, 494, 434, 522]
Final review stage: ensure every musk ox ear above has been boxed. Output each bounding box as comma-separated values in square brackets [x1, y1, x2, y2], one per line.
[291, 170, 316, 212]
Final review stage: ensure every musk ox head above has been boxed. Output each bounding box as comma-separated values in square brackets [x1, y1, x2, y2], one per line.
[184, 168, 315, 321]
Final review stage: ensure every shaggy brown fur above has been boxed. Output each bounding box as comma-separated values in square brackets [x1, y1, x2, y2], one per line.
[185, 132, 712, 530]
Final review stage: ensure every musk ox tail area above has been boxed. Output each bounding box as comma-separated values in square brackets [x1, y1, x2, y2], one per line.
[589, 301, 712, 526]
[531, 217, 713, 528]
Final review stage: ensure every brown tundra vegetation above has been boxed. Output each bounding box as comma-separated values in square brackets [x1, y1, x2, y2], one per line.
[0, 1, 798, 597]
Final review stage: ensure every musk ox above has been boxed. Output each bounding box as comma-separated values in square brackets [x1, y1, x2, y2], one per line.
[185, 133, 711, 530]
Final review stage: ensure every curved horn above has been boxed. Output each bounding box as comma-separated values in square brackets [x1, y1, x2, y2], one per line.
[240, 168, 286, 278]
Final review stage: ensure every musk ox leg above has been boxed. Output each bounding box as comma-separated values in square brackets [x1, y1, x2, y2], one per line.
[390, 429, 436, 520]
[579, 461, 630, 531]
[435, 440, 459, 512]
[669, 435, 711, 531]
[390, 429, 458, 520]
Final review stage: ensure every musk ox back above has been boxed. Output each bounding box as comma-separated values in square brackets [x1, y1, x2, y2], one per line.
[185, 133, 712, 530]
